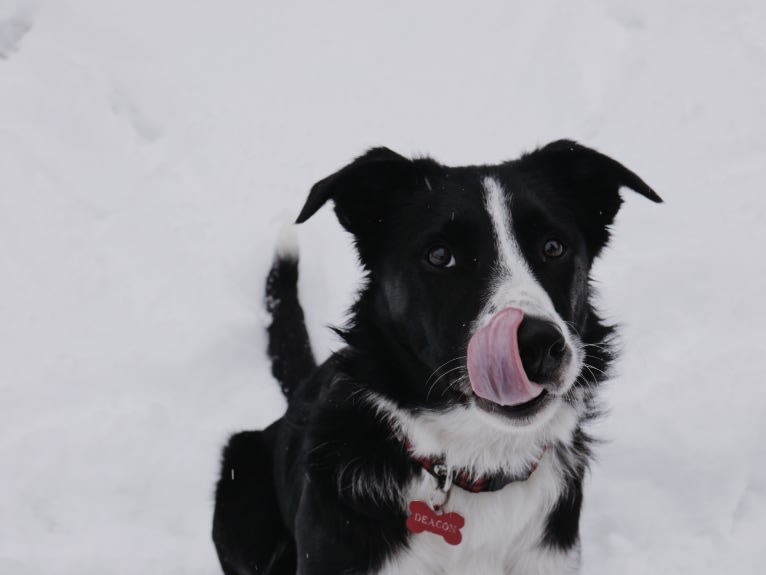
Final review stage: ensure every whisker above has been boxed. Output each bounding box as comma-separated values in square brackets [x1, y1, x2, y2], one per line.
[581, 342, 613, 354]
[440, 374, 469, 398]
[581, 362, 606, 376]
[579, 361, 609, 384]
[424, 356, 467, 390]
[562, 320, 583, 338]
[426, 365, 467, 400]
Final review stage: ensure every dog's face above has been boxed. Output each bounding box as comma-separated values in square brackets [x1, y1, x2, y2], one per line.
[297, 141, 660, 427]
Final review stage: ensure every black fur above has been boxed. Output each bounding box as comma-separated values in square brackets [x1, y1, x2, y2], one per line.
[213, 428, 296, 574]
[212, 141, 660, 574]
[265, 253, 315, 398]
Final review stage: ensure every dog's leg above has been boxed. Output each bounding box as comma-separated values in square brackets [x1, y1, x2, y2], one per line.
[212, 430, 296, 575]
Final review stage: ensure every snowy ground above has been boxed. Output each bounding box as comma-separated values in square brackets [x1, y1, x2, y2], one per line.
[2, 0, 765, 573]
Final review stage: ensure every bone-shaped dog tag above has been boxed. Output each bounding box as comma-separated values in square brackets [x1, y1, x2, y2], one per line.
[405, 500, 464, 546]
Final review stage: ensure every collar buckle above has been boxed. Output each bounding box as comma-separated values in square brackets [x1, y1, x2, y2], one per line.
[405, 440, 549, 495]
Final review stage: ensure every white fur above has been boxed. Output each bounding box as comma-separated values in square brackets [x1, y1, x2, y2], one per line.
[376, 474, 579, 574]
[369, 393, 579, 476]
[274, 222, 299, 259]
[366, 391, 581, 575]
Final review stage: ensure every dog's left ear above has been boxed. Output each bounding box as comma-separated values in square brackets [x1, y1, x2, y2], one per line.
[295, 147, 417, 234]
[524, 139, 662, 255]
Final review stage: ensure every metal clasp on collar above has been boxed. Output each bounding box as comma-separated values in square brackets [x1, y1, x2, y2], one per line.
[429, 463, 453, 511]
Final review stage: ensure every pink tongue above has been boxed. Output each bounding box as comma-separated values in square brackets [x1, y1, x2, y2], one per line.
[467, 307, 544, 406]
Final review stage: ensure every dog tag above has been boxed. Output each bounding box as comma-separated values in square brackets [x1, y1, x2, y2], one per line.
[405, 500, 464, 546]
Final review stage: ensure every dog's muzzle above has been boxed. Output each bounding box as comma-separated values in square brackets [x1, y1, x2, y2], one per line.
[467, 307, 568, 406]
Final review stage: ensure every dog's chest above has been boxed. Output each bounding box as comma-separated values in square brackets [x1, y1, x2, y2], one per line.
[376, 462, 563, 575]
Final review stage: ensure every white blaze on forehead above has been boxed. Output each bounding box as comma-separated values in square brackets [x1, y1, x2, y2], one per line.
[483, 176, 517, 275]
[480, 176, 557, 324]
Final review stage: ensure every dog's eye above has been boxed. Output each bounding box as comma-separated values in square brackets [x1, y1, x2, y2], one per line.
[543, 239, 566, 259]
[426, 246, 456, 268]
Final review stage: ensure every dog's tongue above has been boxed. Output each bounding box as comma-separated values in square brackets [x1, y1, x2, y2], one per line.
[467, 307, 544, 406]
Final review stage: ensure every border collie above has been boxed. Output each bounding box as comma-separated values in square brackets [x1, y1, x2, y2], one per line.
[212, 140, 661, 574]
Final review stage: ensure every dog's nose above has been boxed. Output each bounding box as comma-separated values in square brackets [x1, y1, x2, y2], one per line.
[517, 317, 567, 384]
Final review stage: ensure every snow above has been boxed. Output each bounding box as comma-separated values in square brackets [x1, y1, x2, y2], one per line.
[1, 0, 765, 573]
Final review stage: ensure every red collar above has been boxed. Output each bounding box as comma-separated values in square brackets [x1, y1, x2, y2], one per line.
[405, 442, 547, 494]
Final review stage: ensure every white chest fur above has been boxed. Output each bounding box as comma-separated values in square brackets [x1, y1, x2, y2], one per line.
[376, 451, 579, 575]
[367, 396, 584, 574]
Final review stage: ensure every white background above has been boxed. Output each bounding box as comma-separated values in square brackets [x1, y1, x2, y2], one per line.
[1, 0, 765, 573]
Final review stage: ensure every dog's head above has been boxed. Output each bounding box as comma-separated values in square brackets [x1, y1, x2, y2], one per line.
[296, 141, 661, 428]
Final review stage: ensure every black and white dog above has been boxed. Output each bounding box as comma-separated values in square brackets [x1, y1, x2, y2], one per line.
[212, 140, 661, 574]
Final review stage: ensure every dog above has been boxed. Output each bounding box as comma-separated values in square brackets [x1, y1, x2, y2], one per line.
[212, 140, 661, 574]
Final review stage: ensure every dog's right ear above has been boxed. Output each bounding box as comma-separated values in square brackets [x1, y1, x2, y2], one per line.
[295, 147, 415, 234]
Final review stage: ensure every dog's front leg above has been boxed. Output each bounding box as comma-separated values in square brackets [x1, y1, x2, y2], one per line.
[292, 483, 388, 575]
[291, 447, 412, 575]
